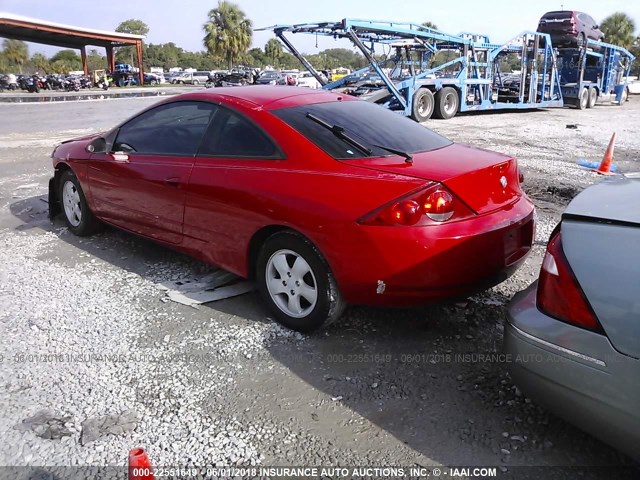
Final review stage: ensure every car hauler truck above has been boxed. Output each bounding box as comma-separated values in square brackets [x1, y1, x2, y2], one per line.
[262, 19, 635, 121]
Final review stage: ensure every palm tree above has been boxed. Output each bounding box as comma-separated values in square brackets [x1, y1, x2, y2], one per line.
[2, 39, 29, 73]
[30, 53, 50, 73]
[600, 13, 636, 49]
[203, 1, 252, 69]
[264, 38, 283, 65]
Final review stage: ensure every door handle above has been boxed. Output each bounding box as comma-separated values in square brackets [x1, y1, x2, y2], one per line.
[164, 177, 181, 187]
[110, 152, 129, 163]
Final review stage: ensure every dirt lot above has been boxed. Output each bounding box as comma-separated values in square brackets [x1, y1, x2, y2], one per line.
[0, 94, 639, 479]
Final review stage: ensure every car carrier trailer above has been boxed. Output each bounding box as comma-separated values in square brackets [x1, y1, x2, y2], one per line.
[557, 40, 635, 109]
[263, 19, 635, 121]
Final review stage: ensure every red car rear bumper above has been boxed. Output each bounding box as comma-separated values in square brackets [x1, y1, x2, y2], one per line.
[332, 196, 535, 306]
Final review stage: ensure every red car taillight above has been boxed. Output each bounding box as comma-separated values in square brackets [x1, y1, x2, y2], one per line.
[358, 184, 474, 226]
[536, 230, 603, 333]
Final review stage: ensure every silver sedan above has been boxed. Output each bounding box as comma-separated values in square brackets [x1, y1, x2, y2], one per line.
[504, 174, 640, 461]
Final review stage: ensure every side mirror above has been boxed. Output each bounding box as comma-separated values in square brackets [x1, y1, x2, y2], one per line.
[86, 137, 107, 154]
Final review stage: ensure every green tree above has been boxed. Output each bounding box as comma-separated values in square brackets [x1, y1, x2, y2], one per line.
[630, 36, 640, 76]
[203, 1, 252, 69]
[245, 47, 267, 66]
[2, 39, 29, 73]
[265, 38, 283, 66]
[421, 21, 439, 30]
[600, 13, 636, 48]
[86, 49, 107, 71]
[29, 52, 50, 73]
[50, 50, 82, 71]
[115, 19, 149, 66]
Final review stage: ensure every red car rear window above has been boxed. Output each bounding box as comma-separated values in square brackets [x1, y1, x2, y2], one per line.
[272, 101, 452, 160]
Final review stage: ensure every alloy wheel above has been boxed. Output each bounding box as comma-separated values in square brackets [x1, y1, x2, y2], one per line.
[265, 249, 318, 318]
[62, 180, 82, 227]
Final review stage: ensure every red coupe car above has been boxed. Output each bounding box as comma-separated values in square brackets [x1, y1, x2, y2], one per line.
[49, 86, 534, 332]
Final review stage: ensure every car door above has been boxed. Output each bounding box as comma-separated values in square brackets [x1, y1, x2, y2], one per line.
[87, 100, 217, 244]
[183, 106, 284, 270]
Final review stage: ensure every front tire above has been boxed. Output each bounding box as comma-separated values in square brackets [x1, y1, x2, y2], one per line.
[59, 170, 102, 236]
[256, 231, 345, 333]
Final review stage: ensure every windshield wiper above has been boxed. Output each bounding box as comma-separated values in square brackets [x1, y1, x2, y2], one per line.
[305, 113, 372, 157]
[372, 144, 413, 164]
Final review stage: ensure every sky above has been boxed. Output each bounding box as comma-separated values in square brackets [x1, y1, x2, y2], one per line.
[2, 0, 639, 58]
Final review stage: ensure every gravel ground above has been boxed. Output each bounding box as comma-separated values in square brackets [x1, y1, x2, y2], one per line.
[0, 95, 638, 479]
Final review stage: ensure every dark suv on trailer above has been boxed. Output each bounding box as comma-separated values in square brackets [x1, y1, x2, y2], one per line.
[537, 11, 604, 47]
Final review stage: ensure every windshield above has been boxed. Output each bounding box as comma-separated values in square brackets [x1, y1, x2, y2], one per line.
[271, 100, 452, 160]
[261, 72, 279, 79]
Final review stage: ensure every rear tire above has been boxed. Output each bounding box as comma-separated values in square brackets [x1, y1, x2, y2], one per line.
[59, 169, 103, 236]
[619, 87, 628, 105]
[256, 231, 345, 333]
[587, 87, 597, 108]
[433, 87, 459, 120]
[576, 88, 588, 110]
[411, 88, 434, 122]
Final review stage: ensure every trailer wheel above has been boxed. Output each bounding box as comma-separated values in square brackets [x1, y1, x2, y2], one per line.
[619, 87, 628, 105]
[587, 88, 597, 108]
[411, 89, 434, 122]
[434, 87, 459, 120]
[576, 88, 588, 110]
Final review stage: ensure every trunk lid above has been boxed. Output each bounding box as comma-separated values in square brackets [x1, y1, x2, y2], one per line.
[343, 143, 523, 215]
[564, 175, 640, 225]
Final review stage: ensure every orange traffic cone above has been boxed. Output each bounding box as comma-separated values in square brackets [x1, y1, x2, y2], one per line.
[128, 448, 154, 480]
[595, 133, 616, 175]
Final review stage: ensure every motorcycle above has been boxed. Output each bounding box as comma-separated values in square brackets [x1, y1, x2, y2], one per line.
[79, 76, 93, 89]
[45, 74, 64, 91]
[63, 77, 80, 92]
[95, 75, 110, 90]
[0, 74, 19, 91]
[23, 75, 40, 93]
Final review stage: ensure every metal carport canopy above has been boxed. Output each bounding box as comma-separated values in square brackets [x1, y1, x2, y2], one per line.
[0, 12, 145, 82]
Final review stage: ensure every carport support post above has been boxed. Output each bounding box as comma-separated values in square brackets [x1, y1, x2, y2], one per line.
[106, 46, 115, 72]
[135, 41, 144, 86]
[80, 46, 88, 76]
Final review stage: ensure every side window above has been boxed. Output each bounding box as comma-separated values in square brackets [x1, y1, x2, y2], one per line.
[114, 101, 217, 156]
[199, 108, 280, 158]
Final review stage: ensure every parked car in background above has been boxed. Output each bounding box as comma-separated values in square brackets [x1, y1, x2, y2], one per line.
[297, 72, 321, 89]
[505, 175, 640, 461]
[171, 72, 191, 84]
[164, 72, 179, 83]
[537, 10, 604, 47]
[48, 86, 534, 333]
[256, 70, 282, 85]
[144, 73, 164, 85]
[627, 77, 640, 95]
[188, 71, 212, 85]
